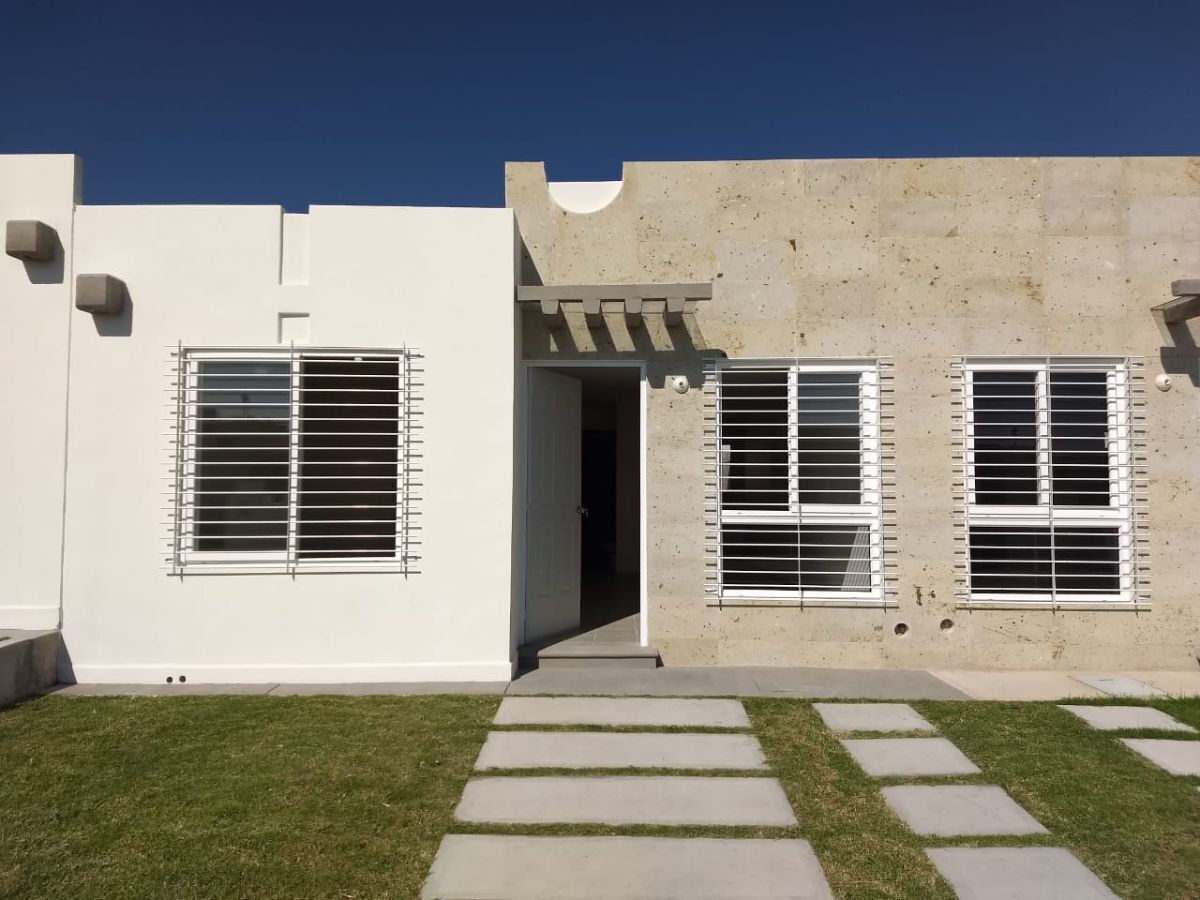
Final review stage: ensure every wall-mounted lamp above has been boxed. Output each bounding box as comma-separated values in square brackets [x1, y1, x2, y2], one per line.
[671, 375, 689, 394]
[76, 274, 127, 315]
[5, 220, 56, 261]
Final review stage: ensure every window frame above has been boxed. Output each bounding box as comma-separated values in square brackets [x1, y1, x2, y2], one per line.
[168, 345, 414, 575]
[961, 356, 1137, 606]
[711, 358, 886, 605]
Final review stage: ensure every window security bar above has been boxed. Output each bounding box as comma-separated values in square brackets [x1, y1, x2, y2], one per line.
[702, 358, 896, 607]
[165, 345, 421, 575]
[951, 357, 1147, 607]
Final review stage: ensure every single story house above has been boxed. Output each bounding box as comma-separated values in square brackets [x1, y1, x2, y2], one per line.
[2, 153, 1198, 683]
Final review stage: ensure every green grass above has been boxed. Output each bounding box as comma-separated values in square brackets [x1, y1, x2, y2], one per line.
[749, 697, 1200, 899]
[2, 693, 1198, 899]
[0, 694, 498, 900]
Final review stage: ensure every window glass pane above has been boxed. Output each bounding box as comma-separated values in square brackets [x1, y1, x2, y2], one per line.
[1054, 527, 1120, 594]
[194, 361, 290, 552]
[796, 372, 862, 505]
[1049, 372, 1111, 507]
[720, 524, 797, 591]
[297, 357, 400, 560]
[798, 524, 872, 590]
[970, 371, 1038, 505]
[969, 526, 1052, 594]
[719, 370, 789, 511]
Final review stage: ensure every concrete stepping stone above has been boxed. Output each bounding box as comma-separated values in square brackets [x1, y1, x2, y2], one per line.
[841, 737, 980, 777]
[813, 702, 934, 733]
[1060, 705, 1196, 732]
[494, 696, 750, 728]
[926, 847, 1117, 899]
[882, 785, 1047, 836]
[475, 730, 768, 770]
[456, 776, 798, 826]
[1120, 738, 1200, 775]
[1072, 674, 1164, 697]
[421, 834, 834, 899]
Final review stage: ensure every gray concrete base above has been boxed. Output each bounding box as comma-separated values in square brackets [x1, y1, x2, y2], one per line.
[474, 730, 768, 770]
[882, 785, 1046, 836]
[494, 696, 750, 728]
[926, 847, 1117, 899]
[1059, 705, 1196, 732]
[813, 703, 935, 733]
[842, 738, 980, 777]
[1121, 738, 1200, 775]
[1073, 675, 1164, 698]
[0, 630, 60, 708]
[421, 835, 833, 899]
[456, 776, 797, 826]
[53, 681, 509, 697]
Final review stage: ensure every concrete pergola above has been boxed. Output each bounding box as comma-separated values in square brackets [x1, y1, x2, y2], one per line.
[516, 283, 713, 330]
[1152, 279, 1200, 327]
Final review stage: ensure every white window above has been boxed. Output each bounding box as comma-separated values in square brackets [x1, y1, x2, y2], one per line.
[708, 359, 888, 604]
[960, 357, 1140, 605]
[167, 347, 416, 573]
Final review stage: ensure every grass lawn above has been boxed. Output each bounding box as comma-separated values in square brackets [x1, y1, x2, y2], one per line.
[2, 692, 1198, 899]
[0, 694, 498, 900]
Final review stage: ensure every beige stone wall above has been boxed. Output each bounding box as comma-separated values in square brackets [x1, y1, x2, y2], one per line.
[508, 157, 1200, 671]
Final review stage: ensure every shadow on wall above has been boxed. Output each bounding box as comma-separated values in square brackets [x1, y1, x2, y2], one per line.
[1158, 318, 1199, 387]
[93, 291, 133, 337]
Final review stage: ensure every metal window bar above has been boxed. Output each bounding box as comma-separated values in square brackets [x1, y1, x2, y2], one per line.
[164, 345, 422, 575]
[703, 358, 895, 606]
[952, 357, 1146, 607]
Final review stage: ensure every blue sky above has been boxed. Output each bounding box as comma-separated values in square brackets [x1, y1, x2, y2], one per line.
[2, 0, 1198, 209]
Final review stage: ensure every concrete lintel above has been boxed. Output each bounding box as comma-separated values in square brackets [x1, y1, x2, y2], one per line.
[539, 297, 565, 330]
[665, 296, 686, 327]
[517, 283, 713, 303]
[5, 220, 56, 261]
[582, 297, 604, 329]
[75, 274, 127, 315]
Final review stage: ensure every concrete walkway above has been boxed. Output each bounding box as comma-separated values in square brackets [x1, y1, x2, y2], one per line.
[421, 695, 834, 899]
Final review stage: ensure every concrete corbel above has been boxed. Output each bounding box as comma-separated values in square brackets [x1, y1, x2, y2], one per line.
[75, 274, 127, 315]
[5, 220, 56, 261]
[582, 297, 604, 329]
[624, 297, 644, 330]
[664, 296, 686, 327]
[1153, 280, 1200, 327]
[539, 297, 565, 330]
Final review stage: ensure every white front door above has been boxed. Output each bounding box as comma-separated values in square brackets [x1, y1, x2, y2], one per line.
[524, 368, 582, 643]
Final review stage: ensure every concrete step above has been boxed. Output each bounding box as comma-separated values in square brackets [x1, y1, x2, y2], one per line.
[494, 696, 750, 728]
[456, 775, 798, 826]
[475, 730, 768, 770]
[0, 629, 60, 708]
[421, 835, 834, 899]
[522, 641, 661, 670]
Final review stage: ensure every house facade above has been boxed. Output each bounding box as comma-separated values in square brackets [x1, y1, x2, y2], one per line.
[2, 153, 1198, 683]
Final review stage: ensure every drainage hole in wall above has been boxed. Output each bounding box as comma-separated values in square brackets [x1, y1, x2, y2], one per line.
[166, 676, 173, 684]
[894, 623, 909, 636]
[179, 675, 187, 684]
[940, 618, 955, 632]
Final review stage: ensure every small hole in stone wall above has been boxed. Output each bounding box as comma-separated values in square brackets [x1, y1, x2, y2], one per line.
[166, 676, 173, 684]
[940, 618, 955, 632]
[179, 675, 187, 684]
[894, 623, 909, 636]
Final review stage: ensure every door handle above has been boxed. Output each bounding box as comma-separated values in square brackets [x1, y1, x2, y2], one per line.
[576, 506, 590, 517]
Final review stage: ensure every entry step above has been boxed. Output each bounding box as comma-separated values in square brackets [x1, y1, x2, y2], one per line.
[421, 835, 834, 899]
[519, 640, 661, 670]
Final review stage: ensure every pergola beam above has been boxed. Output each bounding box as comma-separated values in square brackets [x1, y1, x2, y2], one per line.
[1153, 279, 1200, 327]
[518, 283, 711, 330]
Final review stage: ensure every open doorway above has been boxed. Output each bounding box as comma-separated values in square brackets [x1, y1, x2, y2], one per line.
[522, 363, 643, 653]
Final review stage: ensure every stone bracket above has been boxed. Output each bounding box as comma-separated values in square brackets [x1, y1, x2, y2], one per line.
[76, 274, 127, 315]
[5, 220, 57, 261]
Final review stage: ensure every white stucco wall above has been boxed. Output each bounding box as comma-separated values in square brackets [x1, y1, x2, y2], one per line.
[0, 155, 79, 629]
[57, 201, 518, 682]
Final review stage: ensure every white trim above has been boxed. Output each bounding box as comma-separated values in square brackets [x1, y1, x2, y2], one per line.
[519, 360, 649, 648]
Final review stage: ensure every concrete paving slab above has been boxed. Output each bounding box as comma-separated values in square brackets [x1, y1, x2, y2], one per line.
[1121, 738, 1200, 775]
[1073, 674, 1165, 698]
[926, 847, 1118, 899]
[930, 670, 1105, 701]
[1060, 705, 1196, 732]
[456, 776, 797, 826]
[1126, 670, 1200, 698]
[748, 667, 967, 700]
[882, 785, 1047, 836]
[475, 731, 768, 770]
[841, 738, 980, 777]
[421, 835, 834, 899]
[494, 696, 750, 728]
[813, 703, 934, 733]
